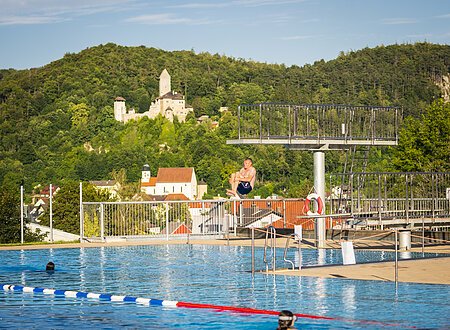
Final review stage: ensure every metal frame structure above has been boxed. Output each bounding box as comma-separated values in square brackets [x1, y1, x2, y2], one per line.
[80, 198, 309, 242]
[228, 103, 401, 149]
[329, 172, 450, 229]
[227, 103, 402, 248]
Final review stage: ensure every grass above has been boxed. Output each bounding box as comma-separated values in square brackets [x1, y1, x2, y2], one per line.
[0, 240, 80, 247]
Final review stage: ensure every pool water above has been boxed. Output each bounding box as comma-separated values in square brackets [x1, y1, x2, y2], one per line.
[0, 245, 449, 329]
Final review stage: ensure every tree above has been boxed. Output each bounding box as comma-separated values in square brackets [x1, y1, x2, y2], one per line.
[110, 168, 139, 200]
[1, 42, 449, 200]
[0, 184, 45, 243]
[69, 103, 90, 128]
[41, 181, 111, 234]
[393, 99, 450, 172]
[0, 187, 21, 243]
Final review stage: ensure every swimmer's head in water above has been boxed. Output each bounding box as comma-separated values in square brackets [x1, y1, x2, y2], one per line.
[277, 310, 296, 329]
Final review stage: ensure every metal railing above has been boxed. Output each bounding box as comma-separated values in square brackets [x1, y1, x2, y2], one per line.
[263, 226, 277, 272]
[81, 171, 450, 241]
[283, 233, 301, 270]
[329, 172, 450, 228]
[232, 103, 401, 146]
[81, 198, 313, 241]
[82, 200, 230, 241]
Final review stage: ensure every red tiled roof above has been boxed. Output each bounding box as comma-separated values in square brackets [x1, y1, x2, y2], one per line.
[39, 185, 59, 195]
[162, 222, 192, 235]
[141, 177, 157, 187]
[156, 168, 194, 183]
[164, 193, 189, 201]
[115, 96, 126, 101]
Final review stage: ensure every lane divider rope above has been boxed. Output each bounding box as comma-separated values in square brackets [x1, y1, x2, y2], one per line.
[2, 284, 415, 328]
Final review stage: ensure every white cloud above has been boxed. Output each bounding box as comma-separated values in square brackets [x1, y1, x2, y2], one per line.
[0, 0, 137, 25]
[381, 18, 417, 25]
[0, 15, 65, 25]
[281, 35, 313, 40]
[125, 13, 192, 24]
[233, 0, 305, 6]
[168, 2, 229, 9]
[169, 0, 305, 9]
[435, 13, 450, 19]
[125, 13, 215, 25]
[406, 33, 432, 39]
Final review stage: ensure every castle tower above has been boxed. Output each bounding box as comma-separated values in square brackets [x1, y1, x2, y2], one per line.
[141, 164, 151, 183]
[159, 69, 171, 97]
[114, 97, 126, 121]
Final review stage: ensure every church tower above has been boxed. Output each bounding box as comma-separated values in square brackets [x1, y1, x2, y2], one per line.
[159, 69, 171, 97]
[141, 164, 151, 183]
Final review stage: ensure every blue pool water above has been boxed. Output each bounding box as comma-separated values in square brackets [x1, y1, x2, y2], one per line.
[0, 245, 449, 329]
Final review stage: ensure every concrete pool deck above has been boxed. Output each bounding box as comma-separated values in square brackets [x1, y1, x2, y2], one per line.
[1, 238, 449, 285]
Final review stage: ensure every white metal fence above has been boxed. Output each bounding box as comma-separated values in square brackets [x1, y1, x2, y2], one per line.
[81, 199, 307, 241]
[329, 172, 450, 228]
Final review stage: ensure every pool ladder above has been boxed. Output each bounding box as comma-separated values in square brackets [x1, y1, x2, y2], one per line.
[283, 233, 302, 270]
[263, 227, 302, 272]
[263, 226, 276, 272]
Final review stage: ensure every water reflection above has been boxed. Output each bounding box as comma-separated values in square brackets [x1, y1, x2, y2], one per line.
[399, 251, 412, 259]
[317, 249, 326, 266]
[294, 248, 302, 269]
[20, 249, 26, 285]
[314, 277, 328, 314]
[79, 247, 86, 290]
[342, 283, 356, 316]
[99, 247, 106, 291]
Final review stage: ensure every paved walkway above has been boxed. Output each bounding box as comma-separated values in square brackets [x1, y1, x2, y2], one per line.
[1, 238, 449, 285]
[270, 257, 450, 284]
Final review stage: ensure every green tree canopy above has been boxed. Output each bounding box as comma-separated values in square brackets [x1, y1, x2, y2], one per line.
[393, 99, 450, 172]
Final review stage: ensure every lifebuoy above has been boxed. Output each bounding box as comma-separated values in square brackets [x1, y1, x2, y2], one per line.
[304, 193, 324, 215]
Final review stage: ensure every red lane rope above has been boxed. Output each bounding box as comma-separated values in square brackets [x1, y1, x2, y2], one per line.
[176, 301, 416, 328]
[177, 301, 333, 319]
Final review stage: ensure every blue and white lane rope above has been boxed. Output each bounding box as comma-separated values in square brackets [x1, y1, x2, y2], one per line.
[1, 284, 414, 328]
[2, 284, 178, 307]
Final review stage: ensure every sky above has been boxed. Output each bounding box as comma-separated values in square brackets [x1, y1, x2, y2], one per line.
[0, 0, 449, 70]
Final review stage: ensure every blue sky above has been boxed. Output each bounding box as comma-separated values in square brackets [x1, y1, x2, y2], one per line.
[0, 0, 449, 69]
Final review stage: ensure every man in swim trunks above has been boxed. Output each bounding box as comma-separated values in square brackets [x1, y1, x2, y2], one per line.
[227, 157, 256, 198]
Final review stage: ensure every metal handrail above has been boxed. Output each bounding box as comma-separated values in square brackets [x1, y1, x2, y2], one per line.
[263, 226, 277, 272]
[231, 103, 401, 146]
[283, 233, 302, 270]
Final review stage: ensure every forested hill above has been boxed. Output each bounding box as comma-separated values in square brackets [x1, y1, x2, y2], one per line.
[1, 42, 449, 117]
[1, 42, 449, 197]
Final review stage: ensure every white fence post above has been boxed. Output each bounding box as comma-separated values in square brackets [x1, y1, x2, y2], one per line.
[100, 203, 105, 242]
[50, 183, 53, 243]
[79, 182, 83, 243]
[165, 203, 169, 241]
[20, 185, 24, 244]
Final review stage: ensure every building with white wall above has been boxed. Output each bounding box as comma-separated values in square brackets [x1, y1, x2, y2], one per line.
[140, 165, 206, 200]
[114, 69, 193, 123]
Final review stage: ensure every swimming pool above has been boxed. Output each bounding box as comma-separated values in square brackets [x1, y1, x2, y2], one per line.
[0, 245, 449, 329]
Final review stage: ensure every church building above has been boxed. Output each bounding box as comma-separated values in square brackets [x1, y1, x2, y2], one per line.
[140, 164, 207, 200]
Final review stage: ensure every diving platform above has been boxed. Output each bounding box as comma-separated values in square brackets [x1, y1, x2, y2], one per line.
[227, 138, 397, 150]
